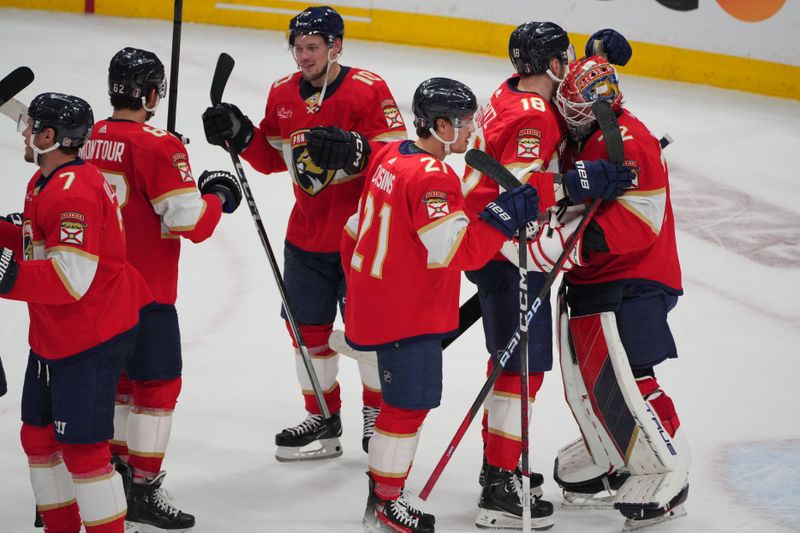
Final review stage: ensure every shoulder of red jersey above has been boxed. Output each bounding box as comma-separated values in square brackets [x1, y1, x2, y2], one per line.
[269, 71, 302, 95]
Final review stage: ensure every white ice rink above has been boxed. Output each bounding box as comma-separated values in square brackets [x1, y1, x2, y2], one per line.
[1, 8, 799, 533]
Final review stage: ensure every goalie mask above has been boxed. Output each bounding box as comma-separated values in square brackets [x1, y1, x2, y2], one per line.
[555, 55, 623, 134]
[28, 92, 94, 162]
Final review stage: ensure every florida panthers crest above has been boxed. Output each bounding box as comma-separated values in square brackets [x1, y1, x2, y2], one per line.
[290, 128, 336, 196]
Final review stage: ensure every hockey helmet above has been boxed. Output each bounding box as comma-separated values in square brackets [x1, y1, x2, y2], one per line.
[555, 55, 623, 131]
[108, 47, 167, 101]
[288, 6, 344, 47]
[28, 92, 94, 149]
[412, 77, 478, 130]
[509, 21, 573, 75]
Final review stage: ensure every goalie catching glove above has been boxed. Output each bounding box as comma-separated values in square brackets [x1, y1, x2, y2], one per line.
[500, 205, 586, 272]
[306, 126, 370, 175]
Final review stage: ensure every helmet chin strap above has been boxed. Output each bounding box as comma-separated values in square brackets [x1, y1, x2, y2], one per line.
[546, 68, 566, 84]
[429, 117, 461, 156]
[29, 136, 60, 167]
[142, 94, 160, 114]
[313, 47, 340, 113]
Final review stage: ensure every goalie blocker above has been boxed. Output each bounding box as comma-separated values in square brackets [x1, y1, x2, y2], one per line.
[555, 289, 691, 528]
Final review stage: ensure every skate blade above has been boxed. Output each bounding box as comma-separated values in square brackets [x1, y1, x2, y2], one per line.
[275, 437, 343, 462]
[622, 504, 687, 531]
[561, 491, 616, 511]
[475, 509, 555, 531]
[125, 521, 192, 533]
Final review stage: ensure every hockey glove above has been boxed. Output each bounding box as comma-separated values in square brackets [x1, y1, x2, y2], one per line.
[3, 213, 22, 226]
[198, 170, 242, 214]
[0, 247, 19, 294]
[480, 184, 540, 238]
[307, 126, 371, 175]
[500, 205, 586, 272]
[585, 29, 632, 66]
[202, 103, 254, 155]
[563, 160, 634, 203]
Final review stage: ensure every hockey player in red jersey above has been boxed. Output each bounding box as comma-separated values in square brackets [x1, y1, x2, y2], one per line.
[549, 55, 691, 529]
[202, 5, 407, 461]
[82, 47, 242, 532]
[310, 78, 538, 532]
[0, 92, 153, 533]
[461, 22, 634, 530]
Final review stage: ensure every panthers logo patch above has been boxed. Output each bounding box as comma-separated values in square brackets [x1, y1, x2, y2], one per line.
[517, 128, 541, 159]
[382, 99, 405, 129]
[59, 212, 87, 245]
[172, 153, 193, 183]
[290, 129, 336, 196]
[421, 191, 450, 219]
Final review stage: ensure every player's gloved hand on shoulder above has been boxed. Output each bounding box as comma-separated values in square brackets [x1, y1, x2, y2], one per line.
[307, 126, 371, 175]
[202, 103, 254, 155]
[563, 160, 634, 203]
[3, 213, 23, 226]
[480, 184, 540, 238]
[198, 170, 242, 214]
[586, 29, 632, 66]
[0, 247, 19, 294]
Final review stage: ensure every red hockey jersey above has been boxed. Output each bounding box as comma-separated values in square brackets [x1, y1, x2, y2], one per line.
[344, 141, 507, 349]
[0, 159, 152, 359]
[83, 119, 223, 304]
[463, 77, 567, 216]
[564, 109, 682, 292]
[241, 66, 407, 253]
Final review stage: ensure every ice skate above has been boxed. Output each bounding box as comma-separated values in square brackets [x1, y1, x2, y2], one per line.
[560, 471, 629, 510]
[362, 405, 379, 453]
[275, 412, 343, 462]
[479, 454, 543, 499]
[476, 466, 554, 531]
[618, 485, 689, 531]
[125, 471, 195, 532]
[112, 454, 133, 497]
[363, 474, 434, 531]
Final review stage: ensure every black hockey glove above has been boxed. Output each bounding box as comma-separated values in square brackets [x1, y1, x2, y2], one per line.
[198, 170, 242, 214]
[307, 126, 371, 175]
[0, 354, 7, 397]
[0, 247, 19, 294]
[202, 103, 254, 155]
[480, 184, 540, 238]
[585, 29, 632, 66]
[563, 160, 634, 203]
[3, 212, 22, 226]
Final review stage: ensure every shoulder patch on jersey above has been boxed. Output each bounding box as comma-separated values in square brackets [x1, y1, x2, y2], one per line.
[98, 124, 107, 134]
[381, 99, 405, 129]
[517, 128, 542, 159]
[623, 159, 641, 189]
[59, 212, 87, 245]
[172, 153, 193, 182]
[422, 191, 450, 219]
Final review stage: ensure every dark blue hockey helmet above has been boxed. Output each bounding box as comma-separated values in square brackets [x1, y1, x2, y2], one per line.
[412, 77, 477, 130]
[509, 21, 572, 75]
[28, 92, 94, 149]
[288, 6, 344, 47]
[108, 47, 167, 101]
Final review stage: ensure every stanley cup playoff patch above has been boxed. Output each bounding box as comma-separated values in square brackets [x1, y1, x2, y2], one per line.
[422, 191, 450, 219]
[60, 212, 87, 245]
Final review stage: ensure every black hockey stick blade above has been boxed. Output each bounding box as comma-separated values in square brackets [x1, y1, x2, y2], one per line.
[465, 148, 522, 191]
[592, 100, 624, 163]
[210, 53, 235, 106]
[0, 66, 34, 108]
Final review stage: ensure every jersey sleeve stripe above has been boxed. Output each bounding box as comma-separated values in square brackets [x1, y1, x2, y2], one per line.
[618, 188, 667, 234]
[151, 189, 206, 232]
[370, 131, 407, 142]
[417, 210, 469, 267]
[47, 247, 99, 300]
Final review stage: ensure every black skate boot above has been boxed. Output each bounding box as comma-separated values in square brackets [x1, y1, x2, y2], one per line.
[126, 472, 195, 532]
[479, 453, 544, 499]
[362, 406, 379, 453]
[476, 466, 554, 531]
[618, 484, 689, 531]
[111, 455, 133, 497]
[275, 412, 343, 462]
[363, 473, 434, 530]
[34, 505, 42, 528]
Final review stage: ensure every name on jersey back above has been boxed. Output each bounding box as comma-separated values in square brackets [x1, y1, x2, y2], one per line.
[81, 139, 125, 163]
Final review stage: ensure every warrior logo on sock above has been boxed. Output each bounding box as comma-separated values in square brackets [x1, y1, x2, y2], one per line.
[421, 191, 450, 219]
[517, 128, 542, 159]
[291, 129, 336, 196]
[59, 212, 87, 245]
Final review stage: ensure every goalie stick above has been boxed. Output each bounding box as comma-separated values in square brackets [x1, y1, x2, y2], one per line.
[418, 100, 623, 501]
[209, 53, 336, 429]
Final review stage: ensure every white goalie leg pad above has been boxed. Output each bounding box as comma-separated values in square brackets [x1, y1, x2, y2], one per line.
[368, 428, 421, 481]
[558, 297, 625, 474]
[295, 349, 340, 394]
[72, 470, 127, 527]
[126, 407, 173, 464]
[329, 329, 378, 368]
[29, 453, 77, 510]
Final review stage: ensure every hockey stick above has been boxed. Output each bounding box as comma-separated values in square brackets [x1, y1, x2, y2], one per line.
[210, 53, 335, 428]
[0, 67, 34, 131]
[166, 0, 189, 144]
[517, 193, 532, 531]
